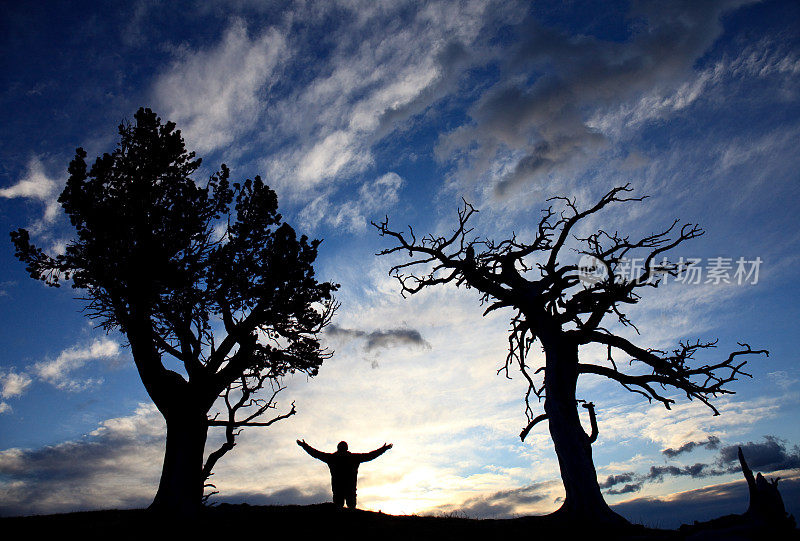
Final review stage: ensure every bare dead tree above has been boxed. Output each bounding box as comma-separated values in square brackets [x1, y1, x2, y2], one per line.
[373, 184, 767, 523]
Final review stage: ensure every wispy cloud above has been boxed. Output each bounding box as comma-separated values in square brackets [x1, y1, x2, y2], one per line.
[0, 338, 122, 412]
[0, 157, 57, 199]
[153, 18, 286, 155]
[148, 1, 520, 203]
[0, 157, 62, 233]
[33, 338, 120, 392]
[260, 1, 509, 196]
[300, 172, 405, 233]
[0, 371, 33, 400]
[595, 393, 786, 453]
[594, 36, 800, 134]
[436, 1, 763, 199]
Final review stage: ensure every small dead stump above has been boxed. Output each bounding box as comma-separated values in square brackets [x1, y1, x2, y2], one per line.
[738, 446, 795, 529]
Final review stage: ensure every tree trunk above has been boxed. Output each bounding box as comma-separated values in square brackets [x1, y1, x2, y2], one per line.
[542, 337, 626, 523]
[125, 304, 213, 515]
[149, 405, 209, 515]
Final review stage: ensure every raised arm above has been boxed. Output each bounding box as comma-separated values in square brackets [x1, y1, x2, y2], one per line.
[297, 439, 331, 462]
[356, 443, 393, 463]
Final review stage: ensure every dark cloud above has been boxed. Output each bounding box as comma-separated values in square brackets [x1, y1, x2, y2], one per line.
[212, 486, 329, 507]
[326, 325, 430, 352]
[2, 441, 142, 483]
[435, 481, 556, 519]
[718, 436, 800, 472]
[0, 426, 163, 484]
[325, 325, 367, 340]
[438, 0, 759, 197]
[601, 436, 800, 496]
[663, 435, 720, 458]
[599, 472, 636, 489]
[644, 463, 726, 482]
[0, 408, 164, 517]
[612, 477, 800, 529]
[364, 329, 430, 352]
[607, 483, 644, 495]
[600, 463, 727, 495]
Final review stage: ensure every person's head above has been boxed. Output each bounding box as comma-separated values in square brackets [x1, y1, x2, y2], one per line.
[337, 441, 348, 452]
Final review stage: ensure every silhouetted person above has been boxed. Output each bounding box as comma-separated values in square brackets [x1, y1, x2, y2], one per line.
[297, 439, 392, 509]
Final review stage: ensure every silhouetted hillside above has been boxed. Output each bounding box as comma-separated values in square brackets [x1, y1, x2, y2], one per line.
[1, 503, 797, 540]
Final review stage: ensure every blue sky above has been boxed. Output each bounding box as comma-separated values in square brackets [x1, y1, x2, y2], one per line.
[1, 0, 799, 527]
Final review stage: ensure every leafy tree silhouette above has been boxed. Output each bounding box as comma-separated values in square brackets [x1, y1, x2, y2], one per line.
[374, 185, 767, 523]
[11, 108, 338, 514]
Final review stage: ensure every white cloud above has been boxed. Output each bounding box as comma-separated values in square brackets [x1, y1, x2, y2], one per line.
[1, 337, 122, 411]
[146, 1, 518, 207]
[295, 131, 362, 188]
[153, 19, 287, 154]
[0, 371, 33, 400]
[0, 157, 57, 199]
[359, 172, 404, 210]
[0, 157, 62, 231]
[33, 338, 120, 392]
[595, 393, 786, 451]
[589, 39, 800, 138]
[300, 172, 404, 232]
[767, 371, 799, 391]
[258, 0, 517, 196]
[89, 402, 165, 440]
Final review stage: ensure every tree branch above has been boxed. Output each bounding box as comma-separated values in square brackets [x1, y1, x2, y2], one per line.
[520, 413, 548, 441]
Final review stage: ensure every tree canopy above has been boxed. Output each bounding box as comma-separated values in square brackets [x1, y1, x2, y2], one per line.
[12, 107, 338, 511]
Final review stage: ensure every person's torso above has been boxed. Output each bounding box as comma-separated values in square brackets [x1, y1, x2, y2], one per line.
[328, 453, 360, 488]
